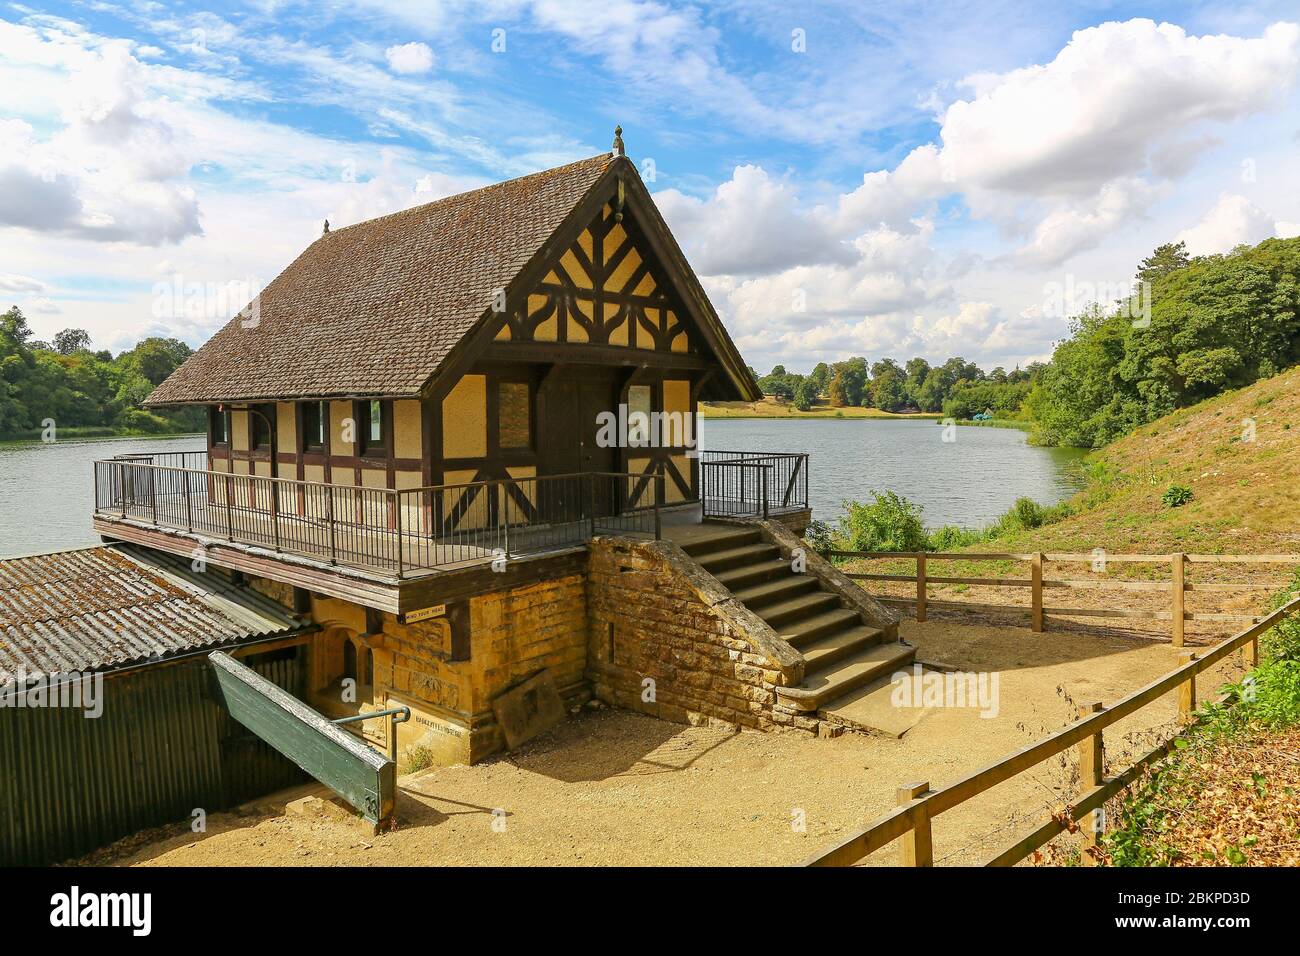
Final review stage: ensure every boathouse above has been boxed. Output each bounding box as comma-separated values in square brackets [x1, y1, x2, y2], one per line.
[84, 133, 904, 793]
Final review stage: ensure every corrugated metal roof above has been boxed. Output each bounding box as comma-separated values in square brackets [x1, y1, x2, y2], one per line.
[0, 544, 312, 679]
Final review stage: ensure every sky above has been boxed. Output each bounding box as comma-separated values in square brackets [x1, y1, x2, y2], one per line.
[2, 0, 1299, 375]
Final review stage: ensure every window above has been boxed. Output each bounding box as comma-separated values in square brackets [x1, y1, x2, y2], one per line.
[250, 405, 272, 450]
[302, 401, 326, 452]
[627, 384, 653, 446]
[498, 381, 531, 450]
[358, 399, 386, 456]
[210, 407, 229, 446]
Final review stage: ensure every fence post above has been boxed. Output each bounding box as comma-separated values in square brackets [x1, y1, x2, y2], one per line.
[915, 552, 927, 623]
[1077, 702, 1105, 866]
[119, 462, 128, 517]
[896, 782, 933, 866]
[1177, 650, 1197, 721]
[1244, 633, 1259, 668]
[1031, 552, 1044, 632]
[1171, 552, 1186, 647]
[761, 465, 769, 519]
[183, 469, 193, 532]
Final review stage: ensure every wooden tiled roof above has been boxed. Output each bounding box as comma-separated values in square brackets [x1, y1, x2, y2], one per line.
[146, 153, 615, 405]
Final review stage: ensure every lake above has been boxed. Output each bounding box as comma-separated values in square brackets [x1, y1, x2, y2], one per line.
[699, 418, 1088, 529]
[0, 434, 204, 559]
[0, 422, 1088, 559]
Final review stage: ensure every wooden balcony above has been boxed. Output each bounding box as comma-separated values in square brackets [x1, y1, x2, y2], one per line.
[92, 452, 663, 613]
[92, 450, 811, 613]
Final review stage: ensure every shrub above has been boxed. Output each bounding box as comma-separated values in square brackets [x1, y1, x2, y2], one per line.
[928, 524, 986, 551]
[1161, 484, 1193, 508]
[837, 491, 928, 553]
[803, 519, 835, 555]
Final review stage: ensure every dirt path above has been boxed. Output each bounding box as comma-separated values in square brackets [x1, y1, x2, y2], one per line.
[78, 619, 1249, 867]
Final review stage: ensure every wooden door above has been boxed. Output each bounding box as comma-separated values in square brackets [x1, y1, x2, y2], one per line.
[539, 369, 619, 517]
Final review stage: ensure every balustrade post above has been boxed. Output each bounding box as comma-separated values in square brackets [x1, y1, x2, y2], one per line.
[184, 469, 193, 532]
[271, 480, 281, 552]
[224, 474, 234, 541]
[395, 490, 404, 577]
[326, 486, 338, 565]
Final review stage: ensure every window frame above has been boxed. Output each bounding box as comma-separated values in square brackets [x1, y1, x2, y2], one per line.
[357, 399, 388, 458]
[249, 404, 274, 453]
[496, 378, 534, 453]
[301, 400, 326, 453]
[210, 406, 230, 447]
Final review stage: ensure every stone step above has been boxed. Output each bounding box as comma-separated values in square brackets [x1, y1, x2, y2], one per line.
[677, 526, 762, 558]
[713, 558, 789, 590]
[758, 591, 843, 628]
[798, 625, 886, 674]
[696, 542, 781, 573]
[775, 642, 915, 712]
[777, 608, 864, 648]
[732, 574, 819, 609]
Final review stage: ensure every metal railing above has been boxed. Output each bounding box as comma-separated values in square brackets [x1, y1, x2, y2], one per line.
[94, 457, 664, 578]
[699, 450, 808, 519]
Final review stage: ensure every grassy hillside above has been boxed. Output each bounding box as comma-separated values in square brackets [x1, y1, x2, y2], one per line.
[993, 364, 1300, 556]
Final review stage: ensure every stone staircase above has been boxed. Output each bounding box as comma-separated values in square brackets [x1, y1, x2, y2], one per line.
[674, 523, 914, 717]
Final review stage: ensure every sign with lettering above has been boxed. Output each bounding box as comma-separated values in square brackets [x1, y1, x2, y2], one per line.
[402, 604, 446, 625]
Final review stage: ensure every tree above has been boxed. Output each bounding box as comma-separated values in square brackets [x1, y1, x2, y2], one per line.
[827, 370, 849, 407]
[1137, 241, 1190, 283]
[870, 368, 906, 412]
[53, 328, 92, 354]
[793, 378, 818, 411]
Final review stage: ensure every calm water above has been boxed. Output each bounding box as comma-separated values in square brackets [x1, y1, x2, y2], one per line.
[0, 423, 1087, 558]
[0, 434, 203, 559]
[699, 418, 1088, 528]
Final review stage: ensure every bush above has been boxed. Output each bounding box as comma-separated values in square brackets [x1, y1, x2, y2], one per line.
[802, 519, 835, 555]
[1161, 484, 1193, 508]
[928, 524, 986, 551]
[837, 491, 928, 553]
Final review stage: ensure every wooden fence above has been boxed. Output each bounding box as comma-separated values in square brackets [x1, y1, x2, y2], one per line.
[803, 596, 1300, 867]
[832, 550, 1300, 646]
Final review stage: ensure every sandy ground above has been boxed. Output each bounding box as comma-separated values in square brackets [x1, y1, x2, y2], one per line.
[78, 617, 1250, 867]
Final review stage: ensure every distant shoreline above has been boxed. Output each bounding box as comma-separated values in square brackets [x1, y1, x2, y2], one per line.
[0, 429, 202, 445]
[699, 400, 941, 421]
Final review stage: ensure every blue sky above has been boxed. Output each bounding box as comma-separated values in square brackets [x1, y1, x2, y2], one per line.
[2, 0, 1299, 372]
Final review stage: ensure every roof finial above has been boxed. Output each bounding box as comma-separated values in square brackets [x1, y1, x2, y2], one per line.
[612, 124, 625, 157]
[322, 219, 330, 235]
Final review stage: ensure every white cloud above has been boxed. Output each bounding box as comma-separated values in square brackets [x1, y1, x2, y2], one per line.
[1176, 193, 1277, 256]
[831, 20, 1300, 263]
[0, 272, 47, 293]
[0, 28, 201, 244]
[385, 41, 434, 74]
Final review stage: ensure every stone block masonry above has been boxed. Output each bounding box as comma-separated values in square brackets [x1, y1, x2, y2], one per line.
[586, 537, 810, 734]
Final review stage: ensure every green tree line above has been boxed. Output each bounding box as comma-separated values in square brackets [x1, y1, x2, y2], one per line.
[1, 306, 202, 438]
[751, 235, 1300, 447]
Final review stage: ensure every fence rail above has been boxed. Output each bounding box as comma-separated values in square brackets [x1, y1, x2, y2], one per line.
[804, 596, 1300, 867]
[95, 458, 663, 578]
[700, 450, 808, 519]
[829, 549, 1300, 646]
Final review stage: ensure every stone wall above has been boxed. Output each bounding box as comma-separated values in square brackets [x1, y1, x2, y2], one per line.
[586, 537, 807, 733]
[376, 573, 590, 764]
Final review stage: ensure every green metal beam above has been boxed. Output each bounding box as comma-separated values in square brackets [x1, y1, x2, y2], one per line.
[208, 651, 395, 824]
